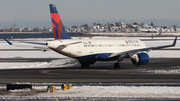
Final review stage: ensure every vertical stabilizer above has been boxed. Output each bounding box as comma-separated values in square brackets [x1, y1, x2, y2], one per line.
[49, 4, 71, 40]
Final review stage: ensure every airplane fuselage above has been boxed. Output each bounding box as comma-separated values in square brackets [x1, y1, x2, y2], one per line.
[47, 39, 147, 60]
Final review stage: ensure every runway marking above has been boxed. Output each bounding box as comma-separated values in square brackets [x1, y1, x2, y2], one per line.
[66, 69, 117, 71]
[41, 69, 119, 75]
[41, 70, 72, 76]
[40, 69, 139, 76]
[42, 71, 48, 73]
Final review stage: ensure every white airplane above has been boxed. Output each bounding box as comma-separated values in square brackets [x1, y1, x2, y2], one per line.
[135, 26, 159, 33]
[3, 4, 177, 69]
[151, 30, 162, 38]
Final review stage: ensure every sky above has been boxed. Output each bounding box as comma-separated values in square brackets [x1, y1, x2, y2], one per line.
[0, 0, 180, 28]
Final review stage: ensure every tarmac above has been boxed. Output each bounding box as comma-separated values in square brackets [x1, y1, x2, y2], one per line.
[0, 58, 180, 83]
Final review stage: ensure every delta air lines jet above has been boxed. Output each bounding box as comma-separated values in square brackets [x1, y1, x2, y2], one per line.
[3, 4, 177, 69]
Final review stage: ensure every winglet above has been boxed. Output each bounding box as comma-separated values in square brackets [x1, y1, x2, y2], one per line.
[172, 37, 177, 46]
[2, 37, 12, 45]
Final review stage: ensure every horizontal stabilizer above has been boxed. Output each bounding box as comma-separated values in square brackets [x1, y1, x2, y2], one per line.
[62, 41, 82, 46]
[2, 37, 50, 51]
[2, 37, 12, 45]
[22, 41, 47, 45]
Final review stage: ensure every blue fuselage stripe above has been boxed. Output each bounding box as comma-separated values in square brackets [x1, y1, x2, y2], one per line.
[76, 53, 130, 61]
[77, 53, 112, 59]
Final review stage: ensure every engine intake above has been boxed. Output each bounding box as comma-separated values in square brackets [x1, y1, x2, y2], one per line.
[131, 52, 149, 66]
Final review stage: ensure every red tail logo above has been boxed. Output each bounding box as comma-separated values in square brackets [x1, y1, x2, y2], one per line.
[49, 4, 71, 40]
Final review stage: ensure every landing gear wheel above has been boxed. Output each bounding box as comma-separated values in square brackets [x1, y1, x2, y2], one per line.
[86, 65, 89, 68]
[81, 64, 89, 68]
[81, 64, 85, 68]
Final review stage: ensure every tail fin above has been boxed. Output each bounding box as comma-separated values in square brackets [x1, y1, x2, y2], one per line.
[158, 29, 162, 36]
[49, 4, 71, 40]
[135, 26, 139, 31]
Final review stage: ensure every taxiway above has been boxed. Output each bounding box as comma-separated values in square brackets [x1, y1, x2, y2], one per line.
[0, 58, 180, 83]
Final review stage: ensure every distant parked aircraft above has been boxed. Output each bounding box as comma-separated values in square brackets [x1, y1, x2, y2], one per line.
[151, 29, 162, 39]
[135, 26, 159, 33]
[3, 4, 177, 69]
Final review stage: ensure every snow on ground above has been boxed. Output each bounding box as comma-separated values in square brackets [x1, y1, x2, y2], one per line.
[86, 32, 180, 36]
[0, 58, 78, 69]
[0, 51, 66, 58]
[148, 50, 180, 58]
[152, 69, 180, 74]
[46, 86, 180, 98]
[1, 86, 180, 98]
[144, 40, 180, 47]
[143, 65, 180, 74]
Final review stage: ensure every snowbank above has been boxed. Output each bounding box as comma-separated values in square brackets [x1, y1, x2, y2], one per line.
[0, 59, 78, 69]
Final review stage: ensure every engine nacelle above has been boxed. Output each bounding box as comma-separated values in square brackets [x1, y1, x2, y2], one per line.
[131, 52, 149, 66]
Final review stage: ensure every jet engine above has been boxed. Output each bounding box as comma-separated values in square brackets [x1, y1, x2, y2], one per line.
[131, 52, 149, 66]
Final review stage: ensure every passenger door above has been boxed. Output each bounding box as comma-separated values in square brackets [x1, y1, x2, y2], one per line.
[78, 44, 82, 53]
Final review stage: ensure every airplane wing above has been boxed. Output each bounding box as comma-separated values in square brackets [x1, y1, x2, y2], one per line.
[108, 37, 177, 59]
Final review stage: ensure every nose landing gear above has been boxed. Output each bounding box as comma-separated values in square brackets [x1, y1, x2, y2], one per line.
[114, 56, 123, 69]
[114, 63, 122, 69]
